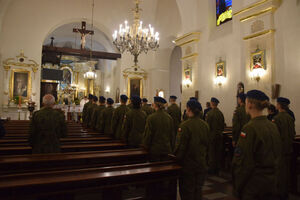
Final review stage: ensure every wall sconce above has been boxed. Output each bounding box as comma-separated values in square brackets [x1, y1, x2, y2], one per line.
[105, 86, 110, 93]
[182, 79, 192, 88]
[250, 67, 266, 82]
[214, 76, 226, 86]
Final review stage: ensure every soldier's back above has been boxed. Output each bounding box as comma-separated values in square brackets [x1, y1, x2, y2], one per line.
[112, 105, 129, 139]
[102, 106, 115, 135]
[123, 108, 147, 146]
[29, 107, 67, 154]
[143, 110, 174, 160]
[142, 104, 153, 117]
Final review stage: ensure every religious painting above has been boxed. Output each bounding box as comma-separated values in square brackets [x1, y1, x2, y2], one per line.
[216, 0, 232, 26]
[216, 61, 225, 77]
[60, 66, 73, 91]
[128, 78, 143, 98]
[251, 49, 265, 70]
[10, 69, 31, 100]
[184, 65, 192, 81]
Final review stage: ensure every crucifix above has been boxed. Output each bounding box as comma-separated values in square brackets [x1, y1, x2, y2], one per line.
[73, 21, 94, 50]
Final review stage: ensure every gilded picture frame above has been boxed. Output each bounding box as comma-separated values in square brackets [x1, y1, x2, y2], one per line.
[216, 61, 226, 77]
[10, 69, 32, 101]
[128, 77, 143, 98]
[250, 50, 265, 71]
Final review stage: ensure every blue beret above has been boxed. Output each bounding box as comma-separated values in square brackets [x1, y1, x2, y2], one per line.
[170, 96, 177, 100]
[93, 96, 98, 102]
[120, 95, 128, 101]
[246, 90, 269, 101]
[99, 96, 106, 102]
[211, 97, 220, 104]
[187, 100, 202, 111]
[238, 93, 246, 102]
[189, 97, 198, 101]
[131, 95, 141, 105]
[277, 97, 290, 105]
[154, 96, 167, 104]
[88, 94, 93, 99]
[142, 98, 148, 103]
[107, 98, 114, 104]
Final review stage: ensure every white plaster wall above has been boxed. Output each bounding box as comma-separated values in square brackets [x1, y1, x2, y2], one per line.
[274, 0, 300, 133]
[169, 47, 182, 104]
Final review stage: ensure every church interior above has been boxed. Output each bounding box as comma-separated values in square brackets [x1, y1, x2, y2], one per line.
[0, 0, 299, 199]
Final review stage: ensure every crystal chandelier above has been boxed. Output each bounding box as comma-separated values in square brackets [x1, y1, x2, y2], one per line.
[112, 0, 159, 67]
[84, 62, 97, 80]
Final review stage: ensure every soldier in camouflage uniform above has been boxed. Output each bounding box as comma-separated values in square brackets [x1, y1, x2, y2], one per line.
[273, 97, 296, 200]
[99, 98, 114, 135]
[82, 94, 93, 126]
[86, 96, 98, 128]
[143, 96, 175, 161]
[232, 93, 250, 147]
[175, 99, 210, 200]
[141, 98, 154, 117]
[206, 97, 224, 175]
[29, 94, 67, 154]
[112, 95, 129, 139]
[122, 95, 146, 147]
[183, 97, 203, 120]
[232, 90, 282, 200]
[91, 96, 106, 130]
[167, 96, 181, 136]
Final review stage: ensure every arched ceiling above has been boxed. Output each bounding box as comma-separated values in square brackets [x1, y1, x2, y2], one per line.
[0, 0, 182, 49]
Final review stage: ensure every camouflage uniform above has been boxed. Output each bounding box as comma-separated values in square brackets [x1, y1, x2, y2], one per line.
[143, 109, 175, 161]
[29, 107, 67, 154]
[167, 103, 181, 135]
[175, 116, 210, 200]
[232, 105, 250, 144]
[206, 107, 224, 173]
[232, 116, 282, 199]
[273, 112, 296, 198]
[122, 108, 147, 146]
[111, 104, 129, 139]
[99, 106, 114, 135]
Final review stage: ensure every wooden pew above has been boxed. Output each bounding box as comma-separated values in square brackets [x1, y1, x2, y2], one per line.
[0, 161, 180, 200]
[291, 140, 300, 194]
[0, 149, 147, 175]
[0, 142, 127, 155]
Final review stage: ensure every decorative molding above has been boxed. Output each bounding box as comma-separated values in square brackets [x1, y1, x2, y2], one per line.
[178, 39, 199, 47]
[240, 7, 276, 22]
[181, 53, 199, 60]
[3, 50, 39, 73]
[251, 20, 265, 33]
[243, 29, 275, 40]
[234, 0, 269, 16]
[3, 65, 10, 71]
[175, 32, 201, 43]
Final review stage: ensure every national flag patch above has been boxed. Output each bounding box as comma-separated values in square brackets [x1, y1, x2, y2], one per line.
[240, 132, 246, 138]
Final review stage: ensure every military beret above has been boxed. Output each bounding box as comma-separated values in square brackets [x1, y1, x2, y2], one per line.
[277, 97, 290, 105]
[170, 95, 177, 100]
[154, 96, 167, 104]
[131, 95, 141, 105]
[238, 93, 246, 102]
[187, 100, 202, 111]
[120, 95, 128, 101]
[211, 97, 220, 104]
[189, 97, 198, 101]
[88, 94, 93, 99]
[99, 96, 106, 102]
[107, 98, 114, 105]
[93, 96, 98, 102]
[246, 90, 269, 101]
[142, 98, 148, 103]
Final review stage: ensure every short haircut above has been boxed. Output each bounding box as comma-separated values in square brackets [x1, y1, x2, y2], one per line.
[247, 98, 269, 111]
[43, 94, 55, 107]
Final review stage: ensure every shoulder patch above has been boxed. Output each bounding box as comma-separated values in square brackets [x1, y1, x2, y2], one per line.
[240, 132, 246, 138]
[272, 119, 275, 122]
[178, 128, 182, 132]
